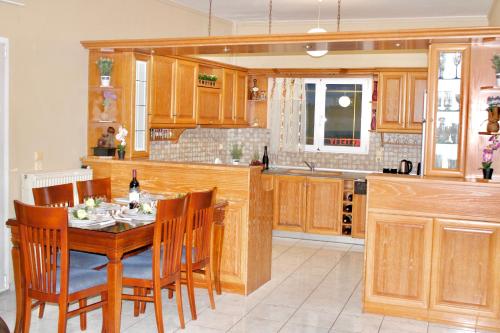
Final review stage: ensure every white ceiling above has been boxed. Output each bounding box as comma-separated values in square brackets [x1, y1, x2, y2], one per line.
[169, 0, 493, 22]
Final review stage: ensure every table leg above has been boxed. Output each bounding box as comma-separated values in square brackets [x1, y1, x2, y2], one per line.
[106, 255, 123, 333]
[12, 243, 24, 333]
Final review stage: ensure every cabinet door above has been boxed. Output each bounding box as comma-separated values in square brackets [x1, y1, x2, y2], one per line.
[174, 60, 197, 124]
[234, 71, 248, 125]
[305, 178, 343, 235]
[424, 44, 470, 177]
[351, 194, 366, 238]
[377, 72, 407, 131]
[406, 72, 427, 132]
[222, 69, 236, 125]
[197, 87, 222, 125]
[365, 213, 433, 309]
[130, 53, 150, 159]
[430, 219, 500, 317]
[273, 176, 306, 232]
[150, 56, 175, 126]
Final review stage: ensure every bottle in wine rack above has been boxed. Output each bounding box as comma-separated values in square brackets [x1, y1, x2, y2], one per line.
[343, 204, 352, 213]
[129, 169, 140, 209]
[342, 225, 352, 235]
[343, 214, 352, 224]
[344, 193, 353, 201]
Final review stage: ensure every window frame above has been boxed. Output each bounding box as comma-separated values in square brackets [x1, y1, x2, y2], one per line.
[304, 77, 372, 154]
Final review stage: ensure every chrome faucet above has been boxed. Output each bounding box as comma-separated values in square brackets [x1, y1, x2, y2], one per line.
[304, 160, 316, 172]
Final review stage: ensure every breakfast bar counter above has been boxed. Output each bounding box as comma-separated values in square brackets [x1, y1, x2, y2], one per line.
[363, 174, 500, 331]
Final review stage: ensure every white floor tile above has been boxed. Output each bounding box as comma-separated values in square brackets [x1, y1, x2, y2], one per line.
[229, 317, 282, 333]
[280, 321, 330, 333]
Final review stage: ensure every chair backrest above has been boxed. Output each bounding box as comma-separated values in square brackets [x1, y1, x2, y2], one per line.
[186, 188, 217, 266]
[152, 195, 190, 281]
[32, 183, 74, 207]
[14, 200, 69, 301]
[76, 178, 112, 203]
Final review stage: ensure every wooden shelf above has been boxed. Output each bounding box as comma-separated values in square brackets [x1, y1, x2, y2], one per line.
[479, 131, 500, 135]
[480, 86, 500, 93]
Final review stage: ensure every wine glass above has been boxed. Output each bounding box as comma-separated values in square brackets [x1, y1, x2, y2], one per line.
[453, 53, 461, 79]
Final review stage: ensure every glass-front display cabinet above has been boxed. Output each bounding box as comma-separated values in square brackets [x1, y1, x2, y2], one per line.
[425, 44, 470, 177]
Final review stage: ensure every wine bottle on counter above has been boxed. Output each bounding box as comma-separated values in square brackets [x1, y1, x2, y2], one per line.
[343, 215, 352, 224]
[343, 204, 352, 213]
[129, 169, 140, 209]
[262, 146, 269, 170]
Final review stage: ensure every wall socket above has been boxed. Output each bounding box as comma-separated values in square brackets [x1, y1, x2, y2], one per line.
[34, 151, 43, 171]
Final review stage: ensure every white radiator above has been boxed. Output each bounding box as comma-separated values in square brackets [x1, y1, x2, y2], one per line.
[21, 169, 93, 205]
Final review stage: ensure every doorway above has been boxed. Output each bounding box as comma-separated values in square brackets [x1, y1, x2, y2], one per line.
[0, 37, 9, 292]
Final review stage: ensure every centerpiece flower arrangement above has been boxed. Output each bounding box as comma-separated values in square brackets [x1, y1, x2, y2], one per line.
[116, 126, 128, 160]
[481, 135, 500, 179]
[138, 202, 154, 215]
[72, 198, 104, 220]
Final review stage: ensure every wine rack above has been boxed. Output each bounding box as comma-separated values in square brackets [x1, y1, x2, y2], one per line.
[342, 180, 354, 236]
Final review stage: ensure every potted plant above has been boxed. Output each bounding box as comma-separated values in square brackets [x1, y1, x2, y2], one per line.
[115, 125, 128, 160]
[230, 143, 243, 165]
[198, 74, 218, 87]
[97, 57, 114, 87]
[481, 135, 500, 179]
[492, 54, 500, 86]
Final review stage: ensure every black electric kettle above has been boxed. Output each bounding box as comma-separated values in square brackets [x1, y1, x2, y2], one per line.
[398, 160, 413, 174]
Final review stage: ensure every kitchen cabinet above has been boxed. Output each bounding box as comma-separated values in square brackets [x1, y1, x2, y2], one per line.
[234, 71, 248, 125]
[150, 55, 176, 126]
[430, 219, 500, 318]
[273, 176, 307, 232]
[351, 193, 366, 238]
[222, 69, 236, 125]
[174, 59, 198, 125]
[376, 70, 427, 133]
[424, 44, 470, 177]
[365, 213, 433, 309]
[197, 87, 222, 125]
[305, 177, 343, 235]
[273, 175, 343, 235]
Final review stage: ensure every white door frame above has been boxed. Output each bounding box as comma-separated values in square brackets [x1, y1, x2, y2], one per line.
[0, 37, 10, 291]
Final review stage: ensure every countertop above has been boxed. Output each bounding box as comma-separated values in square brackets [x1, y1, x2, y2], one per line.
[262, 168, 370, 181]
[366, 172, 500, 188]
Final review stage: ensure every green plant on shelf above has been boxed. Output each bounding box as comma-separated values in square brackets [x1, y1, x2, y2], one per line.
[198, 74, 218, 82]
[492, 54, 500, 74]
[96, 57, 113, 76]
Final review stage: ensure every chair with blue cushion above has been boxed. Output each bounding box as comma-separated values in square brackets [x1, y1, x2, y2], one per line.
[14, 200, 108, 333]
[121, 195, 189, 333]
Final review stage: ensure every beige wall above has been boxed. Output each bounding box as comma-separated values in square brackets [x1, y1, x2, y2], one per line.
[490, 0, 500, 25]
[0, 0, 233, 215]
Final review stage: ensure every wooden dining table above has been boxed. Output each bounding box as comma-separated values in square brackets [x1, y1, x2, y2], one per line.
[7, 200, 227, 333]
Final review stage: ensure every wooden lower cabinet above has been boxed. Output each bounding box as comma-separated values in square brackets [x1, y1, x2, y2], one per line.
[430, 219, 500, 318]
[305, 178, 343, 235]
[273, 175, 343, 235]
[365, 213, 433, 309]
[351, 193, 366, 238]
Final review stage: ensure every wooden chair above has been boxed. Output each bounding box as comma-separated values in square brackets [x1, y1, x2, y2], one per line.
[76, 178, 112, 203]
[180, 188, 217, 320]
[120, 195, 189, 333]
[31, 183, 109, 324]
[14, 200, 108, 333]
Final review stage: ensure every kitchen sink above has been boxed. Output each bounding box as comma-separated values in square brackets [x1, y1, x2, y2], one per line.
[285, 169, 342, 177]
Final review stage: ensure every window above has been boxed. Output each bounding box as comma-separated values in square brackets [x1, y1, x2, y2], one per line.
[305, 78, 372, 154]
[134, 60, 147, 152]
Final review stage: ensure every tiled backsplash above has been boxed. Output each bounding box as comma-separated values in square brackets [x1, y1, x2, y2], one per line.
[150, 128, 422, 172]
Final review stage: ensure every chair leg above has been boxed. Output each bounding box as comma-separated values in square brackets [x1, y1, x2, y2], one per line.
[133, 287, 140, 317]
[186, 268, 197, 320]
[38, 302, 45, 318]
[153, 286, 164, 333]
[140, 288, 149, 314]
[101, 291, 108, 333]
[58, 301, 68, 333]
[23, 295, 32, 333]
[79, 298, 87, 330]
[175, 280, 185, 329]
[205, 265, 216, 310]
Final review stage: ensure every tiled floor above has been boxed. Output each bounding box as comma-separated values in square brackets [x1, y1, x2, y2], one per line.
[0, 237, 491, 332]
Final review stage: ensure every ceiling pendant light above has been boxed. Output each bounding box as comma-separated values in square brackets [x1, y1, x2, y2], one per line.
[306, 0, 328, 58]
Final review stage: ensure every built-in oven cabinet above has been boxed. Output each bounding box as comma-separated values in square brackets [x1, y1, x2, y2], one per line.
[424, 44, 470, 177]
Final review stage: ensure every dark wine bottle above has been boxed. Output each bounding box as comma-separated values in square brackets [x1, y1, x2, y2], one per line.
[129, 169, 140, 209]
[343, 215, 352, 224]
[262, 146, 269, 170]
[344, 193, 353, 201]
[343, 204, 352, 213]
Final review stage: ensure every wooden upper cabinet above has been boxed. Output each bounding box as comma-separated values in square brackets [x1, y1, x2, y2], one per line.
[174, 60, 198, 124]
[222, 69, 236, 125]
[197, 87, 222, 125]
[273, 176, 306, 232]
[305, 178, 343, 235]
[365, 213, 433, 309]
[377, 72, 407, 131]
[150, 56, 175, 126]
[377, 70, 427, 133]
[234, 71, 248, 125]
[430, 219, 500, 318]
[406, 72, 427, 131]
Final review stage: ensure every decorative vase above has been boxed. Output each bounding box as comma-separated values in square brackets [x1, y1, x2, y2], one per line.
[100, 75, 111, 87]
[117, 150, 125, 160]
[483, 168, 494, 180]
[496, 73, 500, 87]
[487, 107, 500, 132]
[231, 159, 240, 165]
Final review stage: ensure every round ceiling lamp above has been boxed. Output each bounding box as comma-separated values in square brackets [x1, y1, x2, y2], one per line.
[338, 95, 351, 108]
[306, 0, 328, 58]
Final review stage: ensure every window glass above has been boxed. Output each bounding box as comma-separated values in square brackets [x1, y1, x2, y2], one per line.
[134, 60, 147, 152]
